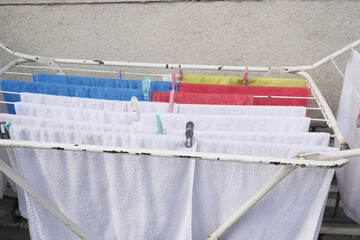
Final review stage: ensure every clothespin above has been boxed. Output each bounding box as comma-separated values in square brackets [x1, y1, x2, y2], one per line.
[142, 77, 151, 100]
[179, 69, 183, 82]
[156, 115, 163, 134]
[168, 71, 176, 113]
[242, 67, 248, 86]
[356, 110, 360, 128]
[0, 121, 10, 139]
[118, 69, 122, 79]
[171, 70, 176, 91]
[185, 121, 194, 148]
[130, 97, 139, 122]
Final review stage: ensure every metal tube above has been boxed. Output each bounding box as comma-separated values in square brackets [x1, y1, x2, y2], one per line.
[4, 72, 32, 76]
[296, 71, 349, 149]
[0, 157, 92, 240]
[1, 39, 360, 72]
[16, 65, 172, 77]
[300, 148, 360, 161]
[0, 59, 30, 76]
[0, 139, 349, 168]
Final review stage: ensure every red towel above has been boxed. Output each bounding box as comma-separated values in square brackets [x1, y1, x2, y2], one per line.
[151, 92, 254, 105]
[178, 83, 311, 107]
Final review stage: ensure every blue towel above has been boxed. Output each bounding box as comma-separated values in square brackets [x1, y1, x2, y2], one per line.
[1, 80, 146, 114]
[33, 74, 178, 92]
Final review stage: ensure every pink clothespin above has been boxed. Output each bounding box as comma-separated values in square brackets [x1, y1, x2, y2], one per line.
[179, 69, 183, 82]
[168, 70, 176, 113]
[356, 110, 360, 128]
[242, 67, 248, 86]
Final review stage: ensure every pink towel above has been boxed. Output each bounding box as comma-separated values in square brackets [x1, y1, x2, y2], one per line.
[178, 83, 311, 107]
[152, 92, 254, 105]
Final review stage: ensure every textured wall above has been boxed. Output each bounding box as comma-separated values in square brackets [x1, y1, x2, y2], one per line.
[0, 0, 360, 119]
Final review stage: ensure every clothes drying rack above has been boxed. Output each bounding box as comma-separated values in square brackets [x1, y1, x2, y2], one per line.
[0, 40, 360, 240]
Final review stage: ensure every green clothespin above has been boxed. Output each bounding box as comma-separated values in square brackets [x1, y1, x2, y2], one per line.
[142, 77, 151, 100]
[4, 122, 11, 138]
[156, 115, 163, 134]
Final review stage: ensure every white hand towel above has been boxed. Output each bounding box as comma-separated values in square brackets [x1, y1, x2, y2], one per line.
[20, 92, 307, 117]
[10, 125, 337, 240]
[14, 102, 311, 132]
[0, 113, 329, 146]
[10, 126, 196, 240]
[193, 139, 337, 240]
[335, 50, 360, 223]
[0, 113, 327, 218]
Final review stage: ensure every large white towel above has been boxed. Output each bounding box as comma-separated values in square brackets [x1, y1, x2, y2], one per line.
[10, 125, 337, 240]
[193, 139, 337, 240]
[14, 102, 311, 132]
[0, 113, 328, 219]
[10, 126, 196, 240]
[20, 92, 307, 117]
[335, 50, 360, 223]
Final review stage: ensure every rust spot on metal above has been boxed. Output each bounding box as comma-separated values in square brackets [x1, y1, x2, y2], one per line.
[94, 60, 104, 65]
[141, 153, 151, 155]
[103, 150, 129, 154]
[218, 66, 223, 70]
[166, 64, 169, 69]
[74, 144, 79, 146]
[270, 161, 280, 165]
[173, 155, 201, 159]
[51, 147, 64, 150]
[269, 161, 293, 166]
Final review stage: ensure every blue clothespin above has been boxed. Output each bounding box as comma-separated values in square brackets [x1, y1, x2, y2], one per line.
[142, 77, 151, 100]
[156, 115, 163, 134]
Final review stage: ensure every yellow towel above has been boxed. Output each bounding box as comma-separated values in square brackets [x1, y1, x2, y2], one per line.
[182, 73, 306, 87]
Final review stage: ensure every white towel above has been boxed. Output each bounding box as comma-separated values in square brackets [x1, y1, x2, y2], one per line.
[20, 92, 307, 117]
[0, 114, 329, 146]
[193, 139, 337, 240]
[14, 102, 311, 132]
[0, 113, 327, 218]
[10, 126, 196, 240]
[10, 125, 337, 240]
[335, 50, 360, 223]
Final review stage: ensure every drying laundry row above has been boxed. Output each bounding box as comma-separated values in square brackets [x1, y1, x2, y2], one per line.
[0, 73, 311, 114]
[0, 85, 336, 240]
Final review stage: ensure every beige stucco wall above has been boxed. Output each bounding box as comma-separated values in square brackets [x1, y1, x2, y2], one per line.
[0, 0, 359, 119]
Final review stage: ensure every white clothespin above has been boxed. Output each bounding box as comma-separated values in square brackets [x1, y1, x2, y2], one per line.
[130, 96, 139, 122]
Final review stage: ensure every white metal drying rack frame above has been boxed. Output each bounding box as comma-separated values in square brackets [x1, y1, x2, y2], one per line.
[0, 39, 360, 240]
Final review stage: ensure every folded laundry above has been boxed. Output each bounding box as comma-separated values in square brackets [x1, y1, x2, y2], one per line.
[177, 83, 311, 107]
[182, 73, 306, 87]
[151, 91, 254, 105]
[0, 80, 148, 114]
[33, 73, 176, 92]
